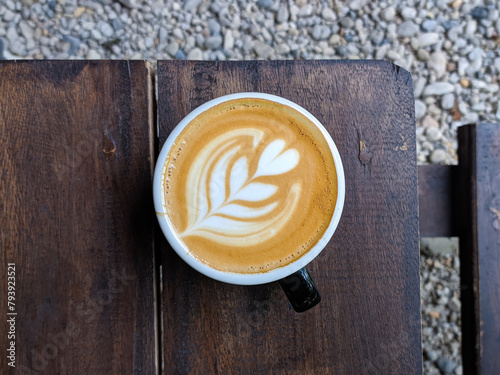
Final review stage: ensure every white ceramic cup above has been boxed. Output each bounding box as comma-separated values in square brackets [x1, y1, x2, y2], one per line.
[153, 92, 345, 287]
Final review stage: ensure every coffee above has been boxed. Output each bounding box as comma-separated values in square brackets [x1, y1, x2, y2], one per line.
[161, 97, 338, 274]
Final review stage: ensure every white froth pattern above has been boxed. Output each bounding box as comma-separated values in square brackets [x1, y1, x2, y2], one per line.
[181, 130, 301, 246]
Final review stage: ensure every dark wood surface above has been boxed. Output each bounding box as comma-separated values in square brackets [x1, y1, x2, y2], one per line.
[458, 123, 500, 374]
[0, 61, 157, 374]
[418, 165, 459, 237]
[157, 60, 422, 374]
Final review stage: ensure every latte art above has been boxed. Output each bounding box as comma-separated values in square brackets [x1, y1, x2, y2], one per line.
[162, 98, 338, 274]
[182, 133, 301, 245]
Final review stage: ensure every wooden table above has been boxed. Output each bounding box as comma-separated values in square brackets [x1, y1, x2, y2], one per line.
[0, 60, 422, 374]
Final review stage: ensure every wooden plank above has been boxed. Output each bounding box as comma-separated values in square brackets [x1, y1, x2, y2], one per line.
[418, 165, 459, 237]
[458, 123, 500, 374]
[157, 60, 422, 374]
[0, 61, 157, 374]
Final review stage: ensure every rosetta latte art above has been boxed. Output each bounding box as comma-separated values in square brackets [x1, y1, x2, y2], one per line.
[181, 128, 301, 246]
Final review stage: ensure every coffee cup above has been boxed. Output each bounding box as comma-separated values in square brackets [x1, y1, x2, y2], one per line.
[153, 93, 345, 312]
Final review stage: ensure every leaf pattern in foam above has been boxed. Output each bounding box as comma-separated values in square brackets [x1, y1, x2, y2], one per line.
[229, 156, 248, 196]
[254, 139, 300, 178]
[209, 146, 240, 211]
[182, 135, 301, 243]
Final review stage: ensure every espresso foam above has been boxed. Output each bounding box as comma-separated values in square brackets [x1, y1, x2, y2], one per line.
[162, 98, 338, 274]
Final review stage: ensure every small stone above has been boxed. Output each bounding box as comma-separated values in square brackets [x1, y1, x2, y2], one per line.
[471, 6, 489, 20]
[448, 297, 461, 312]
[118, 0, 138, 9]
[86, 49, 101, 59]
[382, 6, 396, 22]
[276, 43, 290, 55]
[455, 365, 463, 375]
[496, 106, 500, 120]
[466, 20, 477, 36]
[422, 115, 439, 128]
[340, 17, 354, 29]
[425, 348, 439, 362]
[159, 28, 168, 45]
[441, 94, 455, 110]
[98, 22, 114, 38]
[430, 149, 447, 164]
[426, 127, 442, 142]
[223, 30, 234, 50]
[322, 7, 336, 21]
[428, 51, 447, 78]
[422, 20, 437, 32]
[298, 4, 313, 17]
[186, 47, 203, 60]
[401, 7, 417, 20]
[437, 357, 458, 374]
[184, 0, 202, 12]
[417, 33, 440, 48]
[207, 19, 221, 36]
[166, 41, 179, 57]
[205, 36, 222, 50]
[417, 49, 430, 61]
[415, 100, 426, 120]
[421, 237, 459, 256]
[62, 35, 81, 55]
[112, 18, 124, 32]
[175, 49, 186, 60]
[0, 38, 4, 60]
[423, 82, 454, 96]
[312, 25, 331, 41]
[254, 41, 273, 58]
[19, 21, 34, 40]
[349, 0, 368, 10]
[257, 0, 273, 9]
[398, 21, 419, 38]
[276, 5, 289, 23]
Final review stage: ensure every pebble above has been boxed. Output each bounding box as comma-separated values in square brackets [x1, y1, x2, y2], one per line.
[321, 8, 336, 21]
[382, 6, 396, 22]
[417, 33, 440, 48]
[257, 0, 273, 9]
[426, 127, 442, 142]
[397, 21, 420, 38]
[312, 25, 331, 41]
[276, 5, 289, 23]
[223, 30, 234, 50]
[254, 41, 273, 58]
[166, 41, 179, 57]
[205, 36, 222, 50]
[428, 51, 447, 78]
[441, 94, 455, 110]
[471, 6, 489, 20]
[424, 82, 455, 96]
[430, 149, 447, 164]
[415, 100, 426, 120]
[422, 115, 439, 128]
[86, 49, 101, 59]
[98, 21, 114, 38]
[422, 20, 437, 32]
[401, 7, 417, 20]
[425, 348, 439, 362]
[437, 357, 458, 374]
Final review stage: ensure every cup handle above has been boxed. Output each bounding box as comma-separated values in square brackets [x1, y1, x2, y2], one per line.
[279, 267, 321, 312]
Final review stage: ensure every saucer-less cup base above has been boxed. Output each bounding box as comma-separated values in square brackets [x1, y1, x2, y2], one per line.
[153, 93, 345, 312]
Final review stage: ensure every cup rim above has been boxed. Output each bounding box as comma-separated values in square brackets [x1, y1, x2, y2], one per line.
[153, 92, 345, 285]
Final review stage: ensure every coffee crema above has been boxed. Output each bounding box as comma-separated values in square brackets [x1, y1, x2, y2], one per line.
[162, 98, 338, 274]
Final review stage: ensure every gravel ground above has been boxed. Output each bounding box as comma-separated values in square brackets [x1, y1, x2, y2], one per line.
[2, 0, 498, 373]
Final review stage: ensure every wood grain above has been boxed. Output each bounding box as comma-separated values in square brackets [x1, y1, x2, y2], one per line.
[157, 60, 422, 374]
[418, 165, 459, 237]
[458, 123, 500, 374]
[0, 61, 157, 374]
